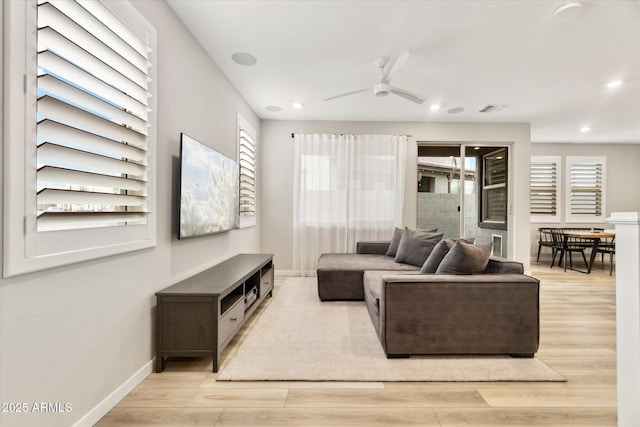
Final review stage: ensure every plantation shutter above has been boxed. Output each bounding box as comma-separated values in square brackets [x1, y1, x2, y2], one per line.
[530, 159, 558, 217]
[239, 128, 256, 217]
[568, 160, 603, 217]
[36, 0, 152, 231]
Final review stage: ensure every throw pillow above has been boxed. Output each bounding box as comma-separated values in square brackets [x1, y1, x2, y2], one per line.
[420, 238, 477, 274]
[435, 241, 492, 275]
[420, 239, 455, 273]
[384, 227, 404, 257]
[394, 228, 444, 267]
[385, 227, 439, 257]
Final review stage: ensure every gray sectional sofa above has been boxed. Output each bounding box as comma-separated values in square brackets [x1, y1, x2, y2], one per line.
[316, 239, 540, 358]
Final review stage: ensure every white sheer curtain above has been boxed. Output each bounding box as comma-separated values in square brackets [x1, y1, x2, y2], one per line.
[292, 134, 406, 276]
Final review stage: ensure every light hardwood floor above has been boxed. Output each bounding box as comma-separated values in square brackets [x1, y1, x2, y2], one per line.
[96, 261, 617, 426]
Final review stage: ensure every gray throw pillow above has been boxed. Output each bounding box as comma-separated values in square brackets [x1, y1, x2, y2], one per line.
[435, 241, 492, 275]
[420, 239, 455, 273]
[384, 227, 404, 257]
[420, 238, 476, 274]
[386, 227, 439, 257]
[394, 228, 444, 267]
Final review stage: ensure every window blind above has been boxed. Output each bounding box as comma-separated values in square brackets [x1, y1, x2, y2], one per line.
[36, 0, 152, 231]
[569, 160, 603, 217]
[239, 128, 256, 217]
[530, 161, 558, 216]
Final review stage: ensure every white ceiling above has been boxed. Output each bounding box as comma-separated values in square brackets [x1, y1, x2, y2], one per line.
[166, 0, 640, 143]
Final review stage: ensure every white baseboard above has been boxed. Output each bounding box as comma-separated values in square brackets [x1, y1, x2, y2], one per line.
[72, 359, 153, 427]
[275, 269, 294, 276]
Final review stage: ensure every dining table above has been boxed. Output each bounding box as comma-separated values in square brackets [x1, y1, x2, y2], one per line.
[562, 230, 615, 274]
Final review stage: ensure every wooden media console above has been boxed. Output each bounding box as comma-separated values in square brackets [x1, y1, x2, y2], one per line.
[155, 254, 274, 372]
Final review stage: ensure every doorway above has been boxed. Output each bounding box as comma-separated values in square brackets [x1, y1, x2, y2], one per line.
[417, 143, 510, 256]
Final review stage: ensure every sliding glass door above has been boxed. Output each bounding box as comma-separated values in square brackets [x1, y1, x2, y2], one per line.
[417, 143, 509, 256]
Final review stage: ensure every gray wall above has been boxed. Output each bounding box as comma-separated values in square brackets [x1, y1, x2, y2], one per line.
[0, 2, 260, 426]
[530, 143, 640, 260]
[260, 120, 531, 272]
[417, 193, 479, 240]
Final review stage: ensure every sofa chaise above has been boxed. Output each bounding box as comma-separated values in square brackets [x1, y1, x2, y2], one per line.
[316, 238, 540, 358]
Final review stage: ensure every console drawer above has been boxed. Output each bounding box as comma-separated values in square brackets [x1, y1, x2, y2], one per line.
[260, 267, 274, 298]
[219, 298, 244, 347]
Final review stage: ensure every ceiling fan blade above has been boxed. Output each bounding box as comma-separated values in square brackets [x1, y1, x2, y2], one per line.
[322, 88, 369, 101]
[380, 50, 409, 83]
[390, 86, 427, 104]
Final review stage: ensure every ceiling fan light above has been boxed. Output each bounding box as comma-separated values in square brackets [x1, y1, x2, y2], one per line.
[374, 82, 390, 97]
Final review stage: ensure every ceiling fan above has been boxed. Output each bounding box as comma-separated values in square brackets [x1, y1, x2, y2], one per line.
[323, 50, 427, 104]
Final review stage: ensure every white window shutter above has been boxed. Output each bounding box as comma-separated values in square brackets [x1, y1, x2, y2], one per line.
[36, 0, 152, 231]
[530, 156, 561, 223]
[566, 156, 606, 223]
[3, 0, 157, 277]
[237, 114, 257, 228]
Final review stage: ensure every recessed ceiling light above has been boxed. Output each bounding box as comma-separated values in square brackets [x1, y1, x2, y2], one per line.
[580, 126, 591, 132]
[474, 146, 480, 150]
[430, 104, 441, 111]
[293, 102, 304, 109]
[231, 52, 257, 66]
[447, 107, 464, 114]
[606, 80, 623, 88]
[265, 105, 282, 112]
[552, 2, 583, 20]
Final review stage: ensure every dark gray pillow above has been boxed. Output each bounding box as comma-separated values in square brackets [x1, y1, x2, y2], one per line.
[386, 227, 439, 257]
[384, 227, 404, 257]
[420, 238, 476, 274]
[420, 239, 455, 273]
[435, 241, 492, 275]
[394, 228, 444, 267]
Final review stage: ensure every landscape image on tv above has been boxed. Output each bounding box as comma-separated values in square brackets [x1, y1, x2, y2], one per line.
[179, 134, 239, 238]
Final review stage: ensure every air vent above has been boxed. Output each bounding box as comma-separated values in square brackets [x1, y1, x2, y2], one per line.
[479, 104, 509, 113]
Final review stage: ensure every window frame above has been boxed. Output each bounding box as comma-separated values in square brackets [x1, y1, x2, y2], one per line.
[565, 156, 606, 223]
[3, 0, 157, 278]
[530, 155, 561, 223]
[478, 147, 508, 230]
[237, 113, 257, 228]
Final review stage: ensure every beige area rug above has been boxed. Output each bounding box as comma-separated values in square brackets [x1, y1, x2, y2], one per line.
[217, 277, 565, 382]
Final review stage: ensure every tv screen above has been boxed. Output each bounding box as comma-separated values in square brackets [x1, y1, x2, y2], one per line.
[179, 133, 239, 238]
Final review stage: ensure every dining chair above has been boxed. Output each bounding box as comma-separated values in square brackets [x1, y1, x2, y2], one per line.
[550, 228, 588, 272]
[596, 236, 616, 275]
[536, 227, 555, 262]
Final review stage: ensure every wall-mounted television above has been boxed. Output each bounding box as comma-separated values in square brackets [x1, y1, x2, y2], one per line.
[179, 133, 239, 239]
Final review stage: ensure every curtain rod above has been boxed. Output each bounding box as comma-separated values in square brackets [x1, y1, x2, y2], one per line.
[290, 133, 411, 138]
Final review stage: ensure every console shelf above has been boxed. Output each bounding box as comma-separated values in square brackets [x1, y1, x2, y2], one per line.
[155, 253, 274, 372]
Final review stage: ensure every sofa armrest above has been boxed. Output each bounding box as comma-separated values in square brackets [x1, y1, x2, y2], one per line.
[356, 241, 391, 255]
[379, 274, 540, 356]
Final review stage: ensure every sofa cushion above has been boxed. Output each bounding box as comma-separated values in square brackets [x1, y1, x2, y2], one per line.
[485, 257, 524, 274]
[435, 241, 492, 275]
[384, 227, 404, 257]
[420, 238, 475, 274]
[317, 253, 420, 301]
[394, 228, 444, 267]
[385, 227, 438, 257]
[421, 239, 454, 273]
